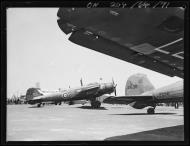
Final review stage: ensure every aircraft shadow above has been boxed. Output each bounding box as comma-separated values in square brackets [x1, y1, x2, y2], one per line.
[104, 125, 184, 141]
[77, 106, 107, 110]
[109, 113, 176, 115]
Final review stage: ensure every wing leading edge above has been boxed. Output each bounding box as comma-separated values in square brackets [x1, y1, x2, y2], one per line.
[103, 95, 153, 105]
[57, 8, 184, 78]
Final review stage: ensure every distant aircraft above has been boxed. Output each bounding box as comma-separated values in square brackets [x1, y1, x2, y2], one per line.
[103, 74, 183, 114]
[26, 79, 116, 108]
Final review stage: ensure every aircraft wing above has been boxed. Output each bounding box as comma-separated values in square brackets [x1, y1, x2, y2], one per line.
[103, 95, 153, 105]
[73, 83, 100, 94]
[57, 8, 184, 78]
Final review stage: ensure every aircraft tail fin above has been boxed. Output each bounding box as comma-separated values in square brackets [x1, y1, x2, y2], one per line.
[25, 88, 44, 101]
[125, 73, 155, 96]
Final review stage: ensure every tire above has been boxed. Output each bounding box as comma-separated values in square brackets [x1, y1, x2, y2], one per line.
[96, 101, 101, 108]
[147, 108, 155, 114]
[69, 101, 73, 105]
[91, 101, 101, 108]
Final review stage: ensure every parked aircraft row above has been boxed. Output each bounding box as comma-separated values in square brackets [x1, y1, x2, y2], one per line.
[26, 74, 183, 114]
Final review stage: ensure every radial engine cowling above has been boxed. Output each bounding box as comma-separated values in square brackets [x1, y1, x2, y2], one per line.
[129, 101, 148, 109]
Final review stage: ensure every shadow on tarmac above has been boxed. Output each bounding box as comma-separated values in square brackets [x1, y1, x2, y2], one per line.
[109, 113, 176, 115]
[104, 125, 184, 141]
[77, 106, 107, 110]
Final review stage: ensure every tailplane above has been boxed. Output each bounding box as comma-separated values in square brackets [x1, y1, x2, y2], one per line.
[26, 88, 44, 101]
[125, 73, 155, 96]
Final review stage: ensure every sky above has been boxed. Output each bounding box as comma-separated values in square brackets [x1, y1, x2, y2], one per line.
[7, 8, 182, 98]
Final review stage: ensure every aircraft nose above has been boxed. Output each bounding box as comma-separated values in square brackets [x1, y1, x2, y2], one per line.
[106, 82, 117, 95]
[106, 83, 115, 91]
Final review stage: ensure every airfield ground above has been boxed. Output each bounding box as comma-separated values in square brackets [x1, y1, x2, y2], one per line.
[7, 104, 184, 141]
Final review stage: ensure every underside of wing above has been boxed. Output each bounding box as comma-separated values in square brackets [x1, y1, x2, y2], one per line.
[57, 8, 184, 78]
[103, 95, 153, 105]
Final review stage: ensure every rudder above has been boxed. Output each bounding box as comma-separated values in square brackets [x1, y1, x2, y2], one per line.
[125, 73, 155, 96]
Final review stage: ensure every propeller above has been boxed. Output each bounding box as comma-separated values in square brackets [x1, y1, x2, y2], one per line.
[112, 77, 117, 96]
[80, 78, 83, 86]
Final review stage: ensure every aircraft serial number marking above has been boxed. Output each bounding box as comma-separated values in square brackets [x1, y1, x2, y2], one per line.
[127, 81, 138, 89]
[155, 92, 170, 99]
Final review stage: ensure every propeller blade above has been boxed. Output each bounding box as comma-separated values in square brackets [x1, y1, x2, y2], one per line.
[112, 77, 117, 96]
[112, 77, 115, 85]
[114, 85, 117, 96]
[114, 88, 117, 96]
[80, 78, 83, 86]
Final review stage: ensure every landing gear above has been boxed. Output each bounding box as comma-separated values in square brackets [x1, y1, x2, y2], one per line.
[55, 102, 61, 105]
[42, 103, 45, 106]
[69, 101, 73, 105]
[37, 103, 41, 107]
[91, 100, 101, 108]
[175, 102, 179, 109]
[147, 107, 155, 114]
[147, 103, 156, 114]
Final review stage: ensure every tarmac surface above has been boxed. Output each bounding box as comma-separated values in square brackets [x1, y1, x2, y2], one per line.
[7, 104, 184, 141]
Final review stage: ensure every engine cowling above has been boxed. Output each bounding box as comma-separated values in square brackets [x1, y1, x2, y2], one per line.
[129, 101, 148, 109]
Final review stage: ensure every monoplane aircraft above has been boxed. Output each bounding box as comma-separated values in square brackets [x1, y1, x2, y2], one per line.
[26, 80, 116, 108]
[103, 74, 183, 114]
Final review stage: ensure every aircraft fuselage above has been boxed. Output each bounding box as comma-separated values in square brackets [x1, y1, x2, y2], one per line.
[142, 80, 183, 103]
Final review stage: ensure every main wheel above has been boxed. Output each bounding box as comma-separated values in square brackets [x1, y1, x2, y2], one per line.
[69, 101, 73, 105]
[175, 102, 179, 109]
[91, 101, 101, 108]
[96, 101, 101, 108]
[37, 103, 41, 107]
[147, 108, 155, 114]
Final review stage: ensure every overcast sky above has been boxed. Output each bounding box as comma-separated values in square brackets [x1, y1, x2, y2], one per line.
[7, 8, 182, 98]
